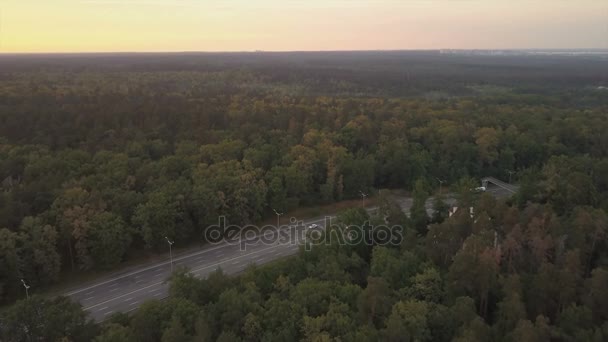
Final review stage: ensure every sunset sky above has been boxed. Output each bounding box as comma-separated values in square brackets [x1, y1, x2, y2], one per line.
[2, 0, 607, 53]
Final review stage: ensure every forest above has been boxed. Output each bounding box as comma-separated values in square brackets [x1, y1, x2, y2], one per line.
[0, 52, 607, 341]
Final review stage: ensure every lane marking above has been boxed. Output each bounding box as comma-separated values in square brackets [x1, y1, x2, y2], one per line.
[104, 311, 114, 316]
[109, 288, 119, 292]
[85, 228, 328, 312]
[84, 296, 95, 301]
[84, 282, 164, 310]
[190, 244, 280, 275]
[66, 216, 334, 296]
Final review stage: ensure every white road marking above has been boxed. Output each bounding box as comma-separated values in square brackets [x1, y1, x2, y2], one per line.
[65, 217, 333, 296]
[67, 245, 236, 295]
[100, 306, 108, 311]
[104, 311, 114, 316]
[84, 244, 296, 311]
[84, 296, 95, 301]
[109, 288, 119, 292]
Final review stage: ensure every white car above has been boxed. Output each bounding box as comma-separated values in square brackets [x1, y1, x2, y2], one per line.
[473, 186, 487, 192]
[308, 223, 319, 229]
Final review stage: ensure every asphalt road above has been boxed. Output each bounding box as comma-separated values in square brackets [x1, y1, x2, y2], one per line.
[66, 182, 517, 321]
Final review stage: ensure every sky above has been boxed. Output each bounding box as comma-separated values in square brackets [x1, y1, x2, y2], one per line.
[1, 0, 607, 53]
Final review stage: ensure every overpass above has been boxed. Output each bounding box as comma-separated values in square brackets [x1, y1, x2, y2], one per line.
[482, 176, 518, 193]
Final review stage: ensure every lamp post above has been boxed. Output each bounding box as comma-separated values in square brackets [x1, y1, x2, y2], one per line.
[359, 191, 368, 208]
[164, 236, 174, 272]
[436, 178, 446, 194]
[272, 208, 283, 229]
[20, 279, 30, 299]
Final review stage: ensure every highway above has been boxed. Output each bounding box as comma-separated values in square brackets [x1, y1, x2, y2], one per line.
[66, 182, 516, 321]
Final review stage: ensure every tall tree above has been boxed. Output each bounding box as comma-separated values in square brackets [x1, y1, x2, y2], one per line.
[88, 212, 132, 269]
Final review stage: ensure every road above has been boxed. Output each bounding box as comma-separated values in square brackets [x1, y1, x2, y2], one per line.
[66, 182, 516, 321]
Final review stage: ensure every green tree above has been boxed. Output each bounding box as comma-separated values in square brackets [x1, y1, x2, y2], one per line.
[431, 194, 449, 224]
[17, 217, 61, 288]
[495, 276, 527, 336]
[52, 187, 105, 270]
[508, 316, 552, 342]
[0, 228, 21, 302]
[162, 318, 191, 342]
[1, 296, 96, 342]
[241, 313, 262, 342]
[383, 300, 431, 342]
[370, 246, 420, 290]
[88, 212, 132, 269]
[216, 331, 242, 342]
[584, 267, 608, 322]
[358, 277, 394, 328]
[94, 323, 135, 342]
[133, 191, 180, 249]
[410, 179, 430, 234]
[406, 267, 444, 303]
[448, 234, 499, 318]
[130, 300, 173, 342]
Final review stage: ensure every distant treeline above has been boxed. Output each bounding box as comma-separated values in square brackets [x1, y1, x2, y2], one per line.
[0, 53, 607, 306]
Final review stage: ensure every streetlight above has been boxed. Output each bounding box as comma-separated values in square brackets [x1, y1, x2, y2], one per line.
[436, 178, 446, 194]
[272, 208, 283, 229]
[164, 236, 174, 272]
[359, 191, 368, 208]
[20, 279, 30, 299]
[507, 170, 516, 184]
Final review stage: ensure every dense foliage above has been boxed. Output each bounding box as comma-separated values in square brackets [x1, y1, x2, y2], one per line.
[3, 195, 608, 341]
[0, 52, 607, 340]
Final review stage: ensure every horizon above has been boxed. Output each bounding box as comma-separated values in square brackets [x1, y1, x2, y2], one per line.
[2, 0, 607, 53]
[2, 48, 608, 56]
